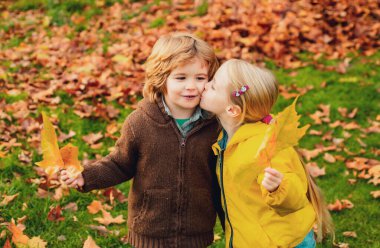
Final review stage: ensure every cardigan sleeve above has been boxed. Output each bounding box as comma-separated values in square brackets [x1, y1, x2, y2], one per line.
[257, 148, 309, 215]
[79, 118, 138, 193]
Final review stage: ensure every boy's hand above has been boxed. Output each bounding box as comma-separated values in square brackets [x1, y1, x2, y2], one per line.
[60, 170, 84, 189]
[262, 167, 283, 193]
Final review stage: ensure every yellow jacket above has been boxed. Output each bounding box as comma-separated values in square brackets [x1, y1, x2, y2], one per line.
[212, 122, 316, 248]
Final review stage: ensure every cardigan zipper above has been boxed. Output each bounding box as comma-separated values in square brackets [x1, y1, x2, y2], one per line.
[219, 150, 234, 248]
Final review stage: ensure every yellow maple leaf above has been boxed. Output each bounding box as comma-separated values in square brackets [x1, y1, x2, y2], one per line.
[28, 236, 48, 248]
[257, 97, 310, 167]
[35, 112, 83, 177]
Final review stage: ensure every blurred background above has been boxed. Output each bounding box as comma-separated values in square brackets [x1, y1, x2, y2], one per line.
[0, 0, 379, 247]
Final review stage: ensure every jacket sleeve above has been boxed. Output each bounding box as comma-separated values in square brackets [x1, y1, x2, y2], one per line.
[79, 118, 138, 193]
[257, 148, 309, 215]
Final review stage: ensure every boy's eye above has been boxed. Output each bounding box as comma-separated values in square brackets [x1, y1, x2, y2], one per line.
[176, 77, 186, 80]
[197, 77, 207, 81]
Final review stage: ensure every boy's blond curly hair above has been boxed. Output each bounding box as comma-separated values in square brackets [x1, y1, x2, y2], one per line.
[143, 33, 219, 102]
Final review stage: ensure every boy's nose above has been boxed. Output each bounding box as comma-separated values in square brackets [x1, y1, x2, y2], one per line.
[185, 80, 196, 90]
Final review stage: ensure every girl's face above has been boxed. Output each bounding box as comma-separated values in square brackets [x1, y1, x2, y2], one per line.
[200, 65, 231, 115]
[164, 57, 208, 118]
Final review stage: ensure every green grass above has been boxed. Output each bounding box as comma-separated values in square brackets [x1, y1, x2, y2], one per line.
[1, 53, 379, 247]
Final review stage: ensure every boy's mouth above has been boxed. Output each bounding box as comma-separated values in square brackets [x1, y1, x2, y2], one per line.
[183, 95, 198, 99]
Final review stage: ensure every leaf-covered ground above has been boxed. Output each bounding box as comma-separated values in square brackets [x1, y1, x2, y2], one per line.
[0, 1, 379, 247]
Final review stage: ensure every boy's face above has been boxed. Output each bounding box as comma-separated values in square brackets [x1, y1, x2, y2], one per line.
[200, 65, 230, 115]
[164, 57, 208, 118]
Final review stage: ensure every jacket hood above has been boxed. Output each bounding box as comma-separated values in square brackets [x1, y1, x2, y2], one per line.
[212, 122, 270, 155]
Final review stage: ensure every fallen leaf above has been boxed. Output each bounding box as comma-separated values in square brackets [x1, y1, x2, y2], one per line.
[83, 236, 100, 248]
[370, 190, 380, 199]
[82, 132, 103, 145]
[214, 234, 221, 241]
[8, 219, 29, 246]
[47, 205, 65, 222]
[323, 153, 336, 163]
[87, 200, 104, 214]
[337, 242, 350, 248]
[58, 130, 76, 142]
[343, 231, 357, 238]
[88, 225, 109, 235]
[0, 193, 19, 207]
[327, 199, 354, 211]
[63, 202, 78, 212]
[309, 129, 322, 135]
[306, 162, 326, 178]
[347, 108, 358, 119]
[103, 187, 128, 204]
[3, 238, 11, 248]
[298, 148, 322, 161]
[94, 209, 125, 226]
[28, 236, 48, 248]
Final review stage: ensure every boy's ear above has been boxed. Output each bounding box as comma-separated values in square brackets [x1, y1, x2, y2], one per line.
[225, 104, 242, 118]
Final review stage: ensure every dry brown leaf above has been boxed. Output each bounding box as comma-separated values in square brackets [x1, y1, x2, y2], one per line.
[347, 108, 358, 119]
[323, 153, 336, 163]
[306, 162, 326, 178]
[370, 190, 380, 199]
[63, 202, 78, 212]
[82, 132, 103, 145]
[87, 200, 104, 214]
[94, 209, 125, 226]
[337, 243, 350, 248]
[298, 148, 321, 161]
[0, 193, 19, 207]
[309, 129, 322, 136]
[343, 231, 357, 238]
[47, 205, 65, 222]
[83, 236, 100, 248]
[327, 199, 354, 211]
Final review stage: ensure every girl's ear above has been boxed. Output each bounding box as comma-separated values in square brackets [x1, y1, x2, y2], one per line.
[225, 104, 242, 118]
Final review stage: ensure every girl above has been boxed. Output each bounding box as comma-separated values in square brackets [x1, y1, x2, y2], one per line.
[200, 59, 334, 247]
[61, 33, 224, 248]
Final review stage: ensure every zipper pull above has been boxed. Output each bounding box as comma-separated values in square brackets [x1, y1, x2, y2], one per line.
[181, 138, 185, 147]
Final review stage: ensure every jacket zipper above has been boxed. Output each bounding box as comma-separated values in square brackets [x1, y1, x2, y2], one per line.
[172, 118, 213, 240]
[220, 150, 234, 248]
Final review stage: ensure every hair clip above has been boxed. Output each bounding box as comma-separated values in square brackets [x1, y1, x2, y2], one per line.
[232, 85, 249, 97]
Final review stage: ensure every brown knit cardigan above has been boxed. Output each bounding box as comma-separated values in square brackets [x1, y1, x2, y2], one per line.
[80, 98, 224, 248]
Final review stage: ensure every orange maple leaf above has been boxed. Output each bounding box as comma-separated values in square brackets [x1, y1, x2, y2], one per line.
[35, 112, 83, 177]
[8, 219, 29, 247]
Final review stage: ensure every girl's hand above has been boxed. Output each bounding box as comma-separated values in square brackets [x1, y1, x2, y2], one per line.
[60, 170, 84, 189]
[262, 167, 283, 193]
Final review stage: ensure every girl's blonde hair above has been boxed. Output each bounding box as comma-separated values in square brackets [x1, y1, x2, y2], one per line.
[223, 59, 334, 243]
[222, 59, 279, 125]
[143, 33, 219, 102]
[303, 160, 335, 243]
